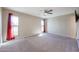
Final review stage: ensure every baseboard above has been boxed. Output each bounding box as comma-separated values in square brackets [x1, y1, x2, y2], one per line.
[23, 33, 41, 38]
[48, 33, 76, 40]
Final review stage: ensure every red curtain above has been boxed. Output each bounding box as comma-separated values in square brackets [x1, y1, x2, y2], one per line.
[7, 13, 15, 41]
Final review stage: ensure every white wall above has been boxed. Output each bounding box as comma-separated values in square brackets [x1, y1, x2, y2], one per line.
[47, 14, 76, 38]
[2, 8, 41, 42]
[0, 7, 2, 43]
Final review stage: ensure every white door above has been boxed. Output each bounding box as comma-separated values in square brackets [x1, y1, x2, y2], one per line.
[76, 19, 79, 48]
[76, 19, 79, 39]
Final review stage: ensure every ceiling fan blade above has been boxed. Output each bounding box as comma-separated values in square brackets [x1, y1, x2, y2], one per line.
[45, 10, 48, 13]
[47, 9, 53, 13]
[48, 13, 53, 14]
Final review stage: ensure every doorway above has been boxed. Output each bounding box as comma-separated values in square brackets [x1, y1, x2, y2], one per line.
[41, 19, 47, 33]
[76, 19, 79, 48]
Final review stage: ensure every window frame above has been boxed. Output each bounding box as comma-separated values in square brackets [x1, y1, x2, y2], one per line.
[11, 15, 19, 36]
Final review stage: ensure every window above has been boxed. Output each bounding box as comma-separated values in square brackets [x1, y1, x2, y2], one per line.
[11, 15, 19, 36]
[41, 20, 44, 32]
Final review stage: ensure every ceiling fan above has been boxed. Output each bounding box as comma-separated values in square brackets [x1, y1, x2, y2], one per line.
[44, 9, 53, 14]
[40, 9, 53, 16]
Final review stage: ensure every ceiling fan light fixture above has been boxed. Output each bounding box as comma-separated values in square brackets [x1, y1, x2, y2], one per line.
[44, 13, 48, 16]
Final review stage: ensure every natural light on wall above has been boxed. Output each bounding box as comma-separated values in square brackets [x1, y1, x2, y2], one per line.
[41, 20, 44, 32]
[11, 15, 19, 36]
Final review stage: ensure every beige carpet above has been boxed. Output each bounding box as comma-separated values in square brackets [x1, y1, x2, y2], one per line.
[0, 33, 79, 52]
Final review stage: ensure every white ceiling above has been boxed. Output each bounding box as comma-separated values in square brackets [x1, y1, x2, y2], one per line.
[5, 7, 79, 18]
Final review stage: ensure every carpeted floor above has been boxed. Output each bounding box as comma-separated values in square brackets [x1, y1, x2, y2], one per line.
[0, 33, 79, 52]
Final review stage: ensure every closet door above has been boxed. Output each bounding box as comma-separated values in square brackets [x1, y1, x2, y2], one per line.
[76, 19, 79, 48]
